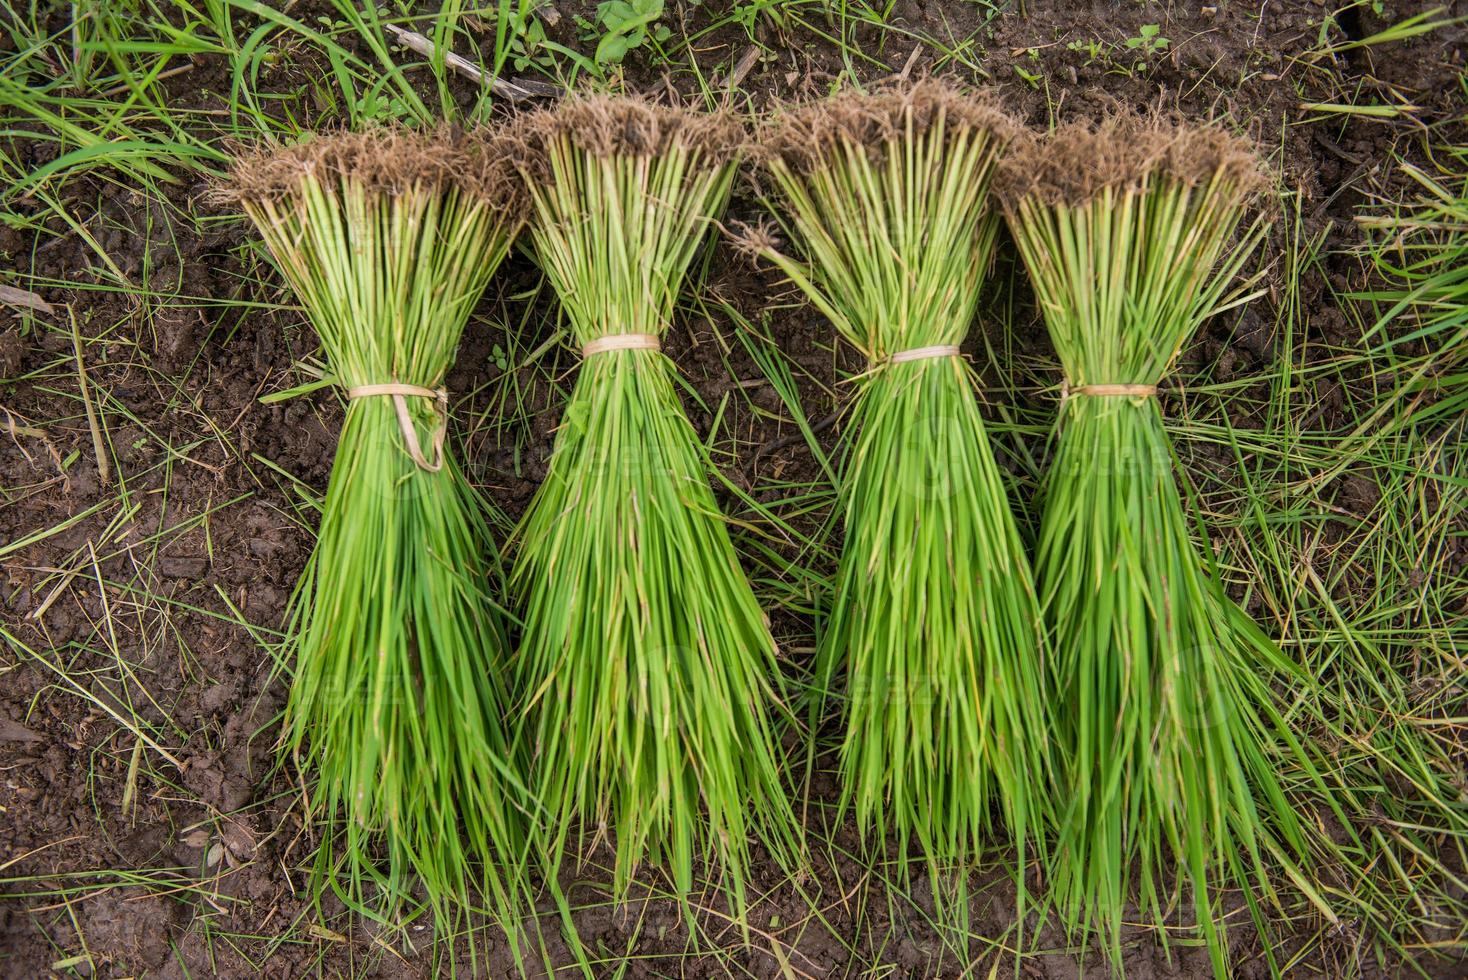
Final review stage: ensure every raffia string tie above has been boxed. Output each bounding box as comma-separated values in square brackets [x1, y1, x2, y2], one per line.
[889, 345, 961, 364]
[345, 382, 448, 473]
[1060, 381, 1159, 403]
[582, 334, 661, 357]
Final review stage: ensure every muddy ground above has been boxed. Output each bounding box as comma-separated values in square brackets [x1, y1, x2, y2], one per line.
[1, 1, 1465, 978]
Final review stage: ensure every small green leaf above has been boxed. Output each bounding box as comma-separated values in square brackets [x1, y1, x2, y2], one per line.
[596, 31, 634, 64]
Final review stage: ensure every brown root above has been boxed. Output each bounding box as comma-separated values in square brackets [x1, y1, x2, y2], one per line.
[502, 94, 747, 177]
[755, 76, 1019, 173]
[994, 112, 1269, 209]
[215, 125, 526, 217]
[725, 219, 782, 262]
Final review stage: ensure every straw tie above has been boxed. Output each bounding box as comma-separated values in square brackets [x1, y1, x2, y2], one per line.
[346, 382, 448, 473]
[888, 345, 961, 364]
[1060, 381, 1159, 404]
[582, 334, 662, 357]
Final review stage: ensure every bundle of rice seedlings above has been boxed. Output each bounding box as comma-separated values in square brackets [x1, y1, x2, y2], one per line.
[223, 129, 527, 927]
[506, 97, 800, 910]
[998, 118, 1334, 973]
[744, 80, 1052, 889]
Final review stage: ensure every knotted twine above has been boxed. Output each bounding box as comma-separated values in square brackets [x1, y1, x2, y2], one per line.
[345, 382, 449, 473]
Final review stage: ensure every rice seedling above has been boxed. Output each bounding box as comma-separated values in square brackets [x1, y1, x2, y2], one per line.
[998, 117, 1340, 975]
[744, 80, 1052, 896]
[221, 129, 527, 929]
[506, 96, 801, 913]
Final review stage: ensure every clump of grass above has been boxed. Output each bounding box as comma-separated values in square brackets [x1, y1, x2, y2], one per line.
[222, 129, 527, 930]
[1357, 147, 1468, 424]
[506, 96, 800, 911]
[746, 80, 1052, 893]
[998, 117, 1338, 974]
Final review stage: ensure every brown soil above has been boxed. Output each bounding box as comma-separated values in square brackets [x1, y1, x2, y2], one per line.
[2, 2, 1464, 979]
